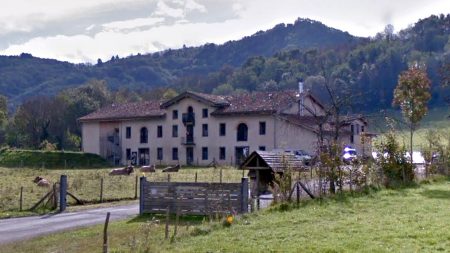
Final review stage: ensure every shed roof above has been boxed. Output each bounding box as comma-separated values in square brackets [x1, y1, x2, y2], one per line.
[240, 151, 305, 172]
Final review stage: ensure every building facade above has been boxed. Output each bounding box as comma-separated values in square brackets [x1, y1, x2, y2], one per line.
[79, 90, 370, 166]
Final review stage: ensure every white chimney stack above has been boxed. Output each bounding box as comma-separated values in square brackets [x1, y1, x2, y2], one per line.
[298, 81, 304, 94]
[298, 81, 305, 116]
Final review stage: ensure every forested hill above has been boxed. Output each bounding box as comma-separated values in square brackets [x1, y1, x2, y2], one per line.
[1, 15, 450, 112]
[0, 18, 360, 107]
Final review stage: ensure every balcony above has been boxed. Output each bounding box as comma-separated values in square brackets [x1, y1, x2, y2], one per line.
[181, 137, 195, 145]
[182, 112, 195, 126]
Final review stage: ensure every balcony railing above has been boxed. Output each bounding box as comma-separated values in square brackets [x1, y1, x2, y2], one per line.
[182, 113, 195, 125]
[181, 136, 195, 145]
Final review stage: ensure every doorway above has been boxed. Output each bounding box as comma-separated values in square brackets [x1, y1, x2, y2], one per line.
[235, 146, 249, 165]
[186, 147, 194, 165]
[138, 148, 150, 166]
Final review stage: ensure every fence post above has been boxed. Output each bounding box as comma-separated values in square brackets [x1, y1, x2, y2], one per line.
[165, 207, 170, 240]
[220, 168, 223, 183]
[139, 177, 146, 215]
[19, 186, 23, 211]
[103, 212, 111, 253]
[195, 172, 198, 183]
[134, 175, 138, 199]
[167, 174, 171, 182]
[60, 175, 67, 212]
[296, 182, 300, 205]
[241, 177, 249, 213]
[100, 178, 104, 203]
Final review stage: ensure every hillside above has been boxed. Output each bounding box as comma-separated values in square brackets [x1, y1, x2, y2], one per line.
[0, 18, 359, 107]
[0, 15, 450, 112]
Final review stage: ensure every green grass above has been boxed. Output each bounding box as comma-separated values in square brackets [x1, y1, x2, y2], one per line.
[369, 107, 450, 150]
[0, 149, 110, 169]
[2, 179, 449, 253]
[0, 166, 243, 218]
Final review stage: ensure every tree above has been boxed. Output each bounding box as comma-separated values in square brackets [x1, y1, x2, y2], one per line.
[393, 65, 431, 181]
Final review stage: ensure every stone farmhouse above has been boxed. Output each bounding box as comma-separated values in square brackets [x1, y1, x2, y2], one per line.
[79, 89, 370, 166]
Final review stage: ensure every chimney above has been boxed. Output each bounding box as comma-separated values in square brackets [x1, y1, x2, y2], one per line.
[298, 80, 305, 116]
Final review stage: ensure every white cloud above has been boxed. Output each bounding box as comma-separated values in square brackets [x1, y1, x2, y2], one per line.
[1, 0, 450, 63]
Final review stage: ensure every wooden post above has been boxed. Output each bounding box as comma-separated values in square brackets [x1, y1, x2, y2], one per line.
[195, 172, 198, 183]
[103, 212, 111, 253]
[60, 175, 67, 212]
[165, 207, 170, 240]
[53, 183, 58, 209]
[256, 170, 260, 210]
[134, 175, 138, 199]
[167, 174, 171, 182]
[296, 182, 300, 205]
[139, 177, 145, 215]
[100, 178, 104, 203]
[174, 206, 180, 238]
[19, 186, 23, 211]
[220, 168, 223, 183]
[241, 177, 249, 213]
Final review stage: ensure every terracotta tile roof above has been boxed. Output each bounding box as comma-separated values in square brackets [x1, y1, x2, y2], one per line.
[79, 90, 325, 121]
[212, 90, 299, 115]
[78, 101, 164, 122]
[160, 91, 229, 108]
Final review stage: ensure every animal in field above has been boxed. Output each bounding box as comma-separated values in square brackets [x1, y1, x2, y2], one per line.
[33, 176, 51, 187]
[109, 166, 134, 176]
[140, 164, 156, 173]
[162, 164, 180, 172]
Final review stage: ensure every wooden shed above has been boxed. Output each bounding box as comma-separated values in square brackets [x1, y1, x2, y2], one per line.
[239, 151, 306, 195]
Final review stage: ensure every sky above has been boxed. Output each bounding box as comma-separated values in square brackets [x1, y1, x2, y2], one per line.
[0, 0, 449, 63]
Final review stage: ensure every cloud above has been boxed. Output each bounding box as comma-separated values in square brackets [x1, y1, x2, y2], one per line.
[1, 0, 450, 63]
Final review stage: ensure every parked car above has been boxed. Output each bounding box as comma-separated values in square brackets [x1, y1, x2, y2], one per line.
[342, 146, 357, 163]
[293, 150, 313, 165]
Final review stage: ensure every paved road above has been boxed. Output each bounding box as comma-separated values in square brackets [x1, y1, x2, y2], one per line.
[0, 204, 138, 245]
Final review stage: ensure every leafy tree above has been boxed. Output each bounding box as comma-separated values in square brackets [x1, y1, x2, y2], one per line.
[393, 65, 431, 180]
[212, 83, 235, 95]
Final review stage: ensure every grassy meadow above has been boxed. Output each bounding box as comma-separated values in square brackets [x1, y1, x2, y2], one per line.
[2, 177, 449, 253]
[369, 107, 450, 150]
[0, 166, 243, 219]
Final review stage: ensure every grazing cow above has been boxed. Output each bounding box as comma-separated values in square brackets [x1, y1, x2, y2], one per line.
[162, 164, 180, 173]
[140, 164, 156, 173]
[109, 166, 134, 176]
[33, 176, 51, 187]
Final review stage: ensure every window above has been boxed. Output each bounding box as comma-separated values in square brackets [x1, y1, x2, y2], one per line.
[202, 124, 208, 137]
[259, 121, 266, 135]
[172, 110, 178, 119]
[361, 126, 365, 133]
[219, 123, 226, 136]
[202, 108, 208, 118]
[237, 123, 248, 141]
[126, 148, 131, 160]
[172, 148, 178, 160]
[140, 127, 148, 143]
[259, 146, 266, 151]
[157, 125, 163, 138]
[219, 147, 226, 160]
[172, 125, 178, 137]
[157, 147, 163, 160]
[126, 127, 131, 139]
[202, 147, 208, 160]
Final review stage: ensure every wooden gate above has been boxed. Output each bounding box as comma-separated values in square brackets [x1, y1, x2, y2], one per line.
[139, 177, 249, 215]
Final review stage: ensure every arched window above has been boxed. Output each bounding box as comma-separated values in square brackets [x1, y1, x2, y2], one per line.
[140, 127, 148, 143]
[237, 123, 248, 142]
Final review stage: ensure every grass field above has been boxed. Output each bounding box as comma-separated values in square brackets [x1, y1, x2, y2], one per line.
[0, 149, 110, 169]
[0, 166, 243, 218]
[369, 107, 450, 150]
[2, 178, 449, 253]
